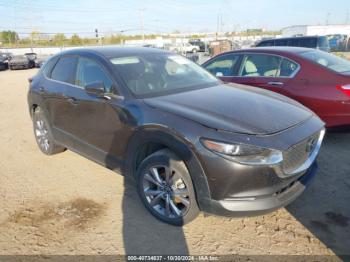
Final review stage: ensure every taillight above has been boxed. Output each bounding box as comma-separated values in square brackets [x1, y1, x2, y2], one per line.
[337, 84, 350, 96]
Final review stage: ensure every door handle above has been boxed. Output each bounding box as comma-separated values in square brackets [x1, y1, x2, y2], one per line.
[268, 81, 284, 86]
[39, 86, 45, 94]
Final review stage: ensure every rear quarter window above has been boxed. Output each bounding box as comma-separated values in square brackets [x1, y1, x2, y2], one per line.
[42, 56, 59, 77]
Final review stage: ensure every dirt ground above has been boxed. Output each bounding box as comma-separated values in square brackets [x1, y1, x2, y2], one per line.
[0, 69, 349, 257]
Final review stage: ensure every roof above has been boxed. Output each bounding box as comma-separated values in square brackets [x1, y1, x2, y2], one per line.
[230, 46, 314, 54]
[61, 46, 171, 58]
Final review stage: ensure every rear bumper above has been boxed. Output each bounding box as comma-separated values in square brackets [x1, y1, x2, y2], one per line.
[201, 162, 318, 217]
[10, 63, 30, 69]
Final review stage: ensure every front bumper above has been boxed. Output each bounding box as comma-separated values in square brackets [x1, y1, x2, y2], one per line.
[202, 162, 318, 217]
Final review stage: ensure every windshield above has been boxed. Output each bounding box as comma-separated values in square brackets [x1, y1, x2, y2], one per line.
[300, 50, 350, 74]
[110, 53, 218, 97]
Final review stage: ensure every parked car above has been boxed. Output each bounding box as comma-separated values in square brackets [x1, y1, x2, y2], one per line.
[169, 43, 200, 53]
[0, 57, 7, 71]
[28, 47, 325, 225]
[202, 47, 350, 128]
[327, 34, 348, 52]
[0, 52, 13, 69]
[34, 54, 51, 68]
[9, 55, 33, 70]
[189, 39, 206, 52]
[25, 52, 37, 68]
[256, 36, 330, 52]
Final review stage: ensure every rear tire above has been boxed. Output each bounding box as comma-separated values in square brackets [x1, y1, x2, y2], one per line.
[33, 107, 66, 155]
[136, 149, 199, 226]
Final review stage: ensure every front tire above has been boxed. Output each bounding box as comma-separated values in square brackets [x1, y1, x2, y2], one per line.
[33, 107, 66, 155]
[136, 149, 199, 226]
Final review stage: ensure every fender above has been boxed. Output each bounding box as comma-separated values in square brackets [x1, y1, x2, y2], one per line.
[123, 125, 211, 210]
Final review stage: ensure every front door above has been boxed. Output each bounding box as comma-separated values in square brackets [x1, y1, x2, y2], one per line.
[66, 56, 125, 166]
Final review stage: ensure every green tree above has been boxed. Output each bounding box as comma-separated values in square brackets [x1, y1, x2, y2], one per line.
[70, 34, 82, 45]
[52, 33, 66, 46]
[0, 30, 19, 44]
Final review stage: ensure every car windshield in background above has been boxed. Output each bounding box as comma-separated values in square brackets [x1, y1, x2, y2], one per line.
[300, 50, 350, 74]
[110, 53, 218, 97]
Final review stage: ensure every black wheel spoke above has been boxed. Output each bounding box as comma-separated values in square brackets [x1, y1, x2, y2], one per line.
[169, 199, 181, 217]
[165, 194, 171, 217]
[149, 193, 163, 206]
[144, 189, 163, 196]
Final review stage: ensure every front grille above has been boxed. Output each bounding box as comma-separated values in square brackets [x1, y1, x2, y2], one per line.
[282, 131, 320, 174]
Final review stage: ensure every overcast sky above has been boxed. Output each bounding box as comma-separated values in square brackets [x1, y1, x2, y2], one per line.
[0, 0, 349, 37]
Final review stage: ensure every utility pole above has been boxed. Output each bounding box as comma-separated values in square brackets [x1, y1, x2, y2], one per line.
[326, 12, 330, 25]
[139, 8, 146, 43]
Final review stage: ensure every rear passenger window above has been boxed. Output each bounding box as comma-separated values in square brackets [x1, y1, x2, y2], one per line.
[279, 58, 299, 77]
[51, 56, 77, 84]
[42, 56, 58, 77]
[239, 54, 282, 77]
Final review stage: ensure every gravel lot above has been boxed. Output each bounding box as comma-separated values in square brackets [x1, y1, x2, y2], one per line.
[0, 69, 349, 257]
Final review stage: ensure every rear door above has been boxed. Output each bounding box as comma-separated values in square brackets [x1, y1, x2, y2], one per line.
[230, 53, 300, 97]
[43, 55, 78, 146]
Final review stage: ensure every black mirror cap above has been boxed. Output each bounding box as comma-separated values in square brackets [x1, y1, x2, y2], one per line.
[85, 81, 105, 96]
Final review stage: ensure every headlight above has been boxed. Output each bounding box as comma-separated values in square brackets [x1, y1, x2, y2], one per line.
[201, 139, 283, 165]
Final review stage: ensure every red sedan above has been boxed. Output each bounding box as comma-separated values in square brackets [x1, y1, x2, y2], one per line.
[202, 47, 350, 128]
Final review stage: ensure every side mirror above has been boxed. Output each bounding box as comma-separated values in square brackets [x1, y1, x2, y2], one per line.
[85, 81, 105, 97]
[216, 72, 224, 77]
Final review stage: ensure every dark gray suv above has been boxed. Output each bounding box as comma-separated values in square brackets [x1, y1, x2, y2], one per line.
[27, 47, 325, 225]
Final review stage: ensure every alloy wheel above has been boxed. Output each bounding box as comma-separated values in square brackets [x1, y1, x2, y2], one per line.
[35, 119, 50, 151]
[142, 165, 190, 219]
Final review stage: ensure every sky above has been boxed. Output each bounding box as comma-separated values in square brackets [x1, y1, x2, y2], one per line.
[0, 0, 349, 37]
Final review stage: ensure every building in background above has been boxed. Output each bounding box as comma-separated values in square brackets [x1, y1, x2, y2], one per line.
[282, 24, 350, 37]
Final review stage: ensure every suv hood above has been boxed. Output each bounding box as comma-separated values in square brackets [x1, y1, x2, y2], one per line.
[144, 84, 313, 135]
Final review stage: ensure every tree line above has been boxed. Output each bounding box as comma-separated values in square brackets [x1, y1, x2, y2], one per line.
[0, 30, 159, 47]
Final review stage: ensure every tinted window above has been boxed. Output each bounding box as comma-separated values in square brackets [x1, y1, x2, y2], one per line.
[257, 40, 274, 47]
[42, 56, 59, 77]
[275, 39, 288, 46]
[287, 38, 300, 47]
[76, 58, 114, 93]
[204, 54, 240, 76]
[51, 56, 77, 84]
[300, 50, 350, 74]
[299, 38, 317, 48]
[279, 58, 299, 77]
[240, 54, 282, 77]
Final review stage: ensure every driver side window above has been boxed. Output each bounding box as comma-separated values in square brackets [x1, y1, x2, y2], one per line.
[76, 57, 114, 93]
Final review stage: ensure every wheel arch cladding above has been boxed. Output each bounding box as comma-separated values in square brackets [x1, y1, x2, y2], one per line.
[123, 126, 211, 210]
